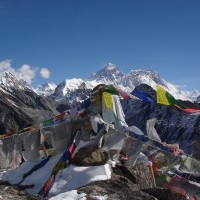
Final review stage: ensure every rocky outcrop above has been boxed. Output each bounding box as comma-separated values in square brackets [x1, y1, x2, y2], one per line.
[73, 136, 184, 200]
[73, 144, 109, 166]
[78, 164, 184, 200]
[142, 188, 185, 200]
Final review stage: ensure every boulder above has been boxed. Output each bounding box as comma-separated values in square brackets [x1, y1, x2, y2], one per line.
[73, 144, 109, 166]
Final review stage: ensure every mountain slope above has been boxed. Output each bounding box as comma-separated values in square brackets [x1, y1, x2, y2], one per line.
[88, 63, 125, 83]
[122, 84, 200, 157]
[122, 69, 189, 100]
[0, 72, 58, 133]
[34, 81, 57, 96]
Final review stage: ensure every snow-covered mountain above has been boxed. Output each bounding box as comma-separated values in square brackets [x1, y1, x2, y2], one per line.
[122, 69, 195, 100]
[88, 63, 125, 83]
[0, 71, 29, 91]
[0, 72, 58, 133]
[45, 63, 124, 103]
[52, 78, 85, 100]
[34, 81, 57, 96]
[38, 63, 200, 104]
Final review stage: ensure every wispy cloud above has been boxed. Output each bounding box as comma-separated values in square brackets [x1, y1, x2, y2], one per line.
[39, 67, 50, 79]
[0, 59, 12, 71]
[18, 64, 36, 84]
[0, 59, 51, 85]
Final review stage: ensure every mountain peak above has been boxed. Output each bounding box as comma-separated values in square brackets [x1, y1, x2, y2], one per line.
[0, 71, 16, 83]
[34, 81, 57, 96]
[125, 69, 163, 87]
[104, 63, 117, 71]
[0, 71, 29, 90]
[41, 81, 57, 89]
[88, 63, 124, 83]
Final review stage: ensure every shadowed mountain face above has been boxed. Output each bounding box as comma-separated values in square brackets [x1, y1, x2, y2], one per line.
[0, 72, 58, 134]
[196, 95, 200, 104]
[122, 84, 200, 158]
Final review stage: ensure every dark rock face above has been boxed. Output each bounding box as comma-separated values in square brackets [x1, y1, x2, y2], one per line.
[132, 83, 157, 98]
[194, 116, 200, 158]
[195, 95, 200, 104]
[122, 84, 200, 158]
[142, 188, 185, 200]
[55, 101, 71, 113]
[0, 75, 58, 134]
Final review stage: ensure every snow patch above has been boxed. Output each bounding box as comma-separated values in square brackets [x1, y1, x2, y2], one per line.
[49, 190, 87, 200]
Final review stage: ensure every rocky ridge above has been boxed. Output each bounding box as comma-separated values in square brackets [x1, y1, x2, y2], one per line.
[0, 72, 58, 133]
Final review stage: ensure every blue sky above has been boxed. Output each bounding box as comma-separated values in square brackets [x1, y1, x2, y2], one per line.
[0, 0, 200, 90]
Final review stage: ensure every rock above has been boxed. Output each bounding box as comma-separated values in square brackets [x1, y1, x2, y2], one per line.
[0, 183, 45, 200]
[142, 188, 185, 200]
[130, 162, 156, 190]
[73, 144, 109, 166]
[78, 164, 157, 200]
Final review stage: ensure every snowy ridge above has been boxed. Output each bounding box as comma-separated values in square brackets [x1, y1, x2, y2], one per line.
[34, 81, 57, 96]
[41, 63, 200, 102]
[52, 78, 84, 100]
[88, 63, 125, 83]
[0, 71, 29, 91]
[0, 71, 58, 133]
[1, 64, 200, 102]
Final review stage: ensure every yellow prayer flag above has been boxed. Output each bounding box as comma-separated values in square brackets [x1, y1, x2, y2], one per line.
[103, 92, 113, 109]
[156, 85, 171, 105]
